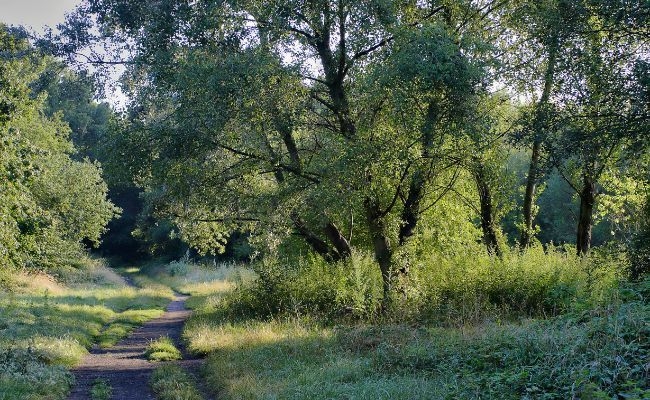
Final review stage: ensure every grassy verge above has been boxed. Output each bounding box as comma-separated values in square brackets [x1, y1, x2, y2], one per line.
[186, 289, 649, 399]
[0, 260, 174, 400]
[150, 364, 204, 400]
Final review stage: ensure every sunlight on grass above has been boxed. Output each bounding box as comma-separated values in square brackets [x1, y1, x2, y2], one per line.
[140, 260, 255, 297]
[150, 364, 204, 400]
[145, 336, 182, 361]
[0, 264, 174, 400]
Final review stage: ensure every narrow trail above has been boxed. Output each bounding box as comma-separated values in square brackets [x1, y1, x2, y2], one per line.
[68, 292, 210, 400]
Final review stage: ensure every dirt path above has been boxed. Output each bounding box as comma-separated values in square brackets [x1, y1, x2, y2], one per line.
[68, 293, 208, 400]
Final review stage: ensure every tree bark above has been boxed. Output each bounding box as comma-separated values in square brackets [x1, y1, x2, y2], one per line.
[399, 171, 425, 245]
[399, 102, 438, 245]
[364, 196, 393, 306]
[576, 174, 596, 256]
[520, 139, 541, 248]
[520, 40, 558, 248]
[474, 163, 502, 257]
[323, 221, 352, 259]
[292, 215, 341, 262]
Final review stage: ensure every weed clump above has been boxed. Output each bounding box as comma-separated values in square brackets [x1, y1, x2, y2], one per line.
[150, 364, 203, 400]
[145, 336, 182, 361]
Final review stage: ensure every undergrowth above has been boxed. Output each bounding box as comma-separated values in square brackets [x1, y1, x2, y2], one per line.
[212, 245, 623, 325]
[184, 277, 649, 399]
[171, 246, 647, 399]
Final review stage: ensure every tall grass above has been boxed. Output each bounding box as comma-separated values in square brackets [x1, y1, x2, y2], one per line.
[183, 272, 649, 399]
[174, 245, 646, 398]
[212, 244, 623, 325]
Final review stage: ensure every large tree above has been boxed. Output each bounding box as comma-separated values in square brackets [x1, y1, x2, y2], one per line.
[0, 25, 119, 270]
[54, 0, 501, 302]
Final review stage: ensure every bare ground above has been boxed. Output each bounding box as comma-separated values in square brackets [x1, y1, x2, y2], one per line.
[68, 294, 211, 400]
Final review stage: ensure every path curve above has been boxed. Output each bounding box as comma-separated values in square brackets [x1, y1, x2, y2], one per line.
[68, 293, 205, 400]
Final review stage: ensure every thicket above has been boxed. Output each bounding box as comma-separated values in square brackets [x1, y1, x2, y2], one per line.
[170, 257, 648, 399]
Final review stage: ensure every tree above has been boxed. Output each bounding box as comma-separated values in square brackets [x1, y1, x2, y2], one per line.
[501, 0, 589, 248]
[0, 24, 119, 271]
[55, 0, 502, 304]
[545, 2, 648, 255]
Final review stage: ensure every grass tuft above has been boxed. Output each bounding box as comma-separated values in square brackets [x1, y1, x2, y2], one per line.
[90, 378, 112, 400]
[145, 336, 182, 362]
[150, 364, 203, 400]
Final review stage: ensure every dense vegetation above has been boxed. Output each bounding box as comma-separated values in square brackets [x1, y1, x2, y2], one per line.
[0, 0, 649, 398]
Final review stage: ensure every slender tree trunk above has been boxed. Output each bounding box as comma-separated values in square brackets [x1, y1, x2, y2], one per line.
[364, 196, 393, 307]
[474, 164, 502, 257]
[576, 174, 596, 256]
[520, 40, 558, 248]
[521, 139, 541, 247]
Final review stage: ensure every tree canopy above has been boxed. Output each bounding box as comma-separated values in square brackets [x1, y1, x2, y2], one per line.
[42, 0, 650, 295]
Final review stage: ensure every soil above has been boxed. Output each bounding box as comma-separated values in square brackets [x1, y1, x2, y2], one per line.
[67, 293, 212, 400]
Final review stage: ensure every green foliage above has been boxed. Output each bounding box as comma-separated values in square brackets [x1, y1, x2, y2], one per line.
[145, 336, 182, 362]
[212, 246, 622, 324]
[150, 364, 204, 400]
[90, 379, 112, 400]
[0, 25, 119, 272]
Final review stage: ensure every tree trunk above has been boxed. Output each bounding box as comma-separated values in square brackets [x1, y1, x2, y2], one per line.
[576, 174, 596, 256]
[292, 215, 340, 262]
[474, 164, 502, 257]
[520, 139, 541, 248]
[323, 221, 352, 258]
[520, 40, 558, 249]
[364, 196, 393, 307]
[399, 170, 425, 245]
[398, 102, 438, 245]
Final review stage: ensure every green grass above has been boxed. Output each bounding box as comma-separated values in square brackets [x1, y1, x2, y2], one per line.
[173, 253, 648, 400]
[145, 336, 182, 362]
[133, 260, 255, 297]
[90, 378, 112, 400]
[0, 262, 174, 400]
[150, 364, 204, 400]
[187, 298, 649, 399]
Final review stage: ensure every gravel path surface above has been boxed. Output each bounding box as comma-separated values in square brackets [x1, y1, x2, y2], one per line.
[68, 294, 208, 400]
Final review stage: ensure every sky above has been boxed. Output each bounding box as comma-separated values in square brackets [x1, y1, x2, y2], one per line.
[0, 0, 128, 108]
[0, 0, 81, 33]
